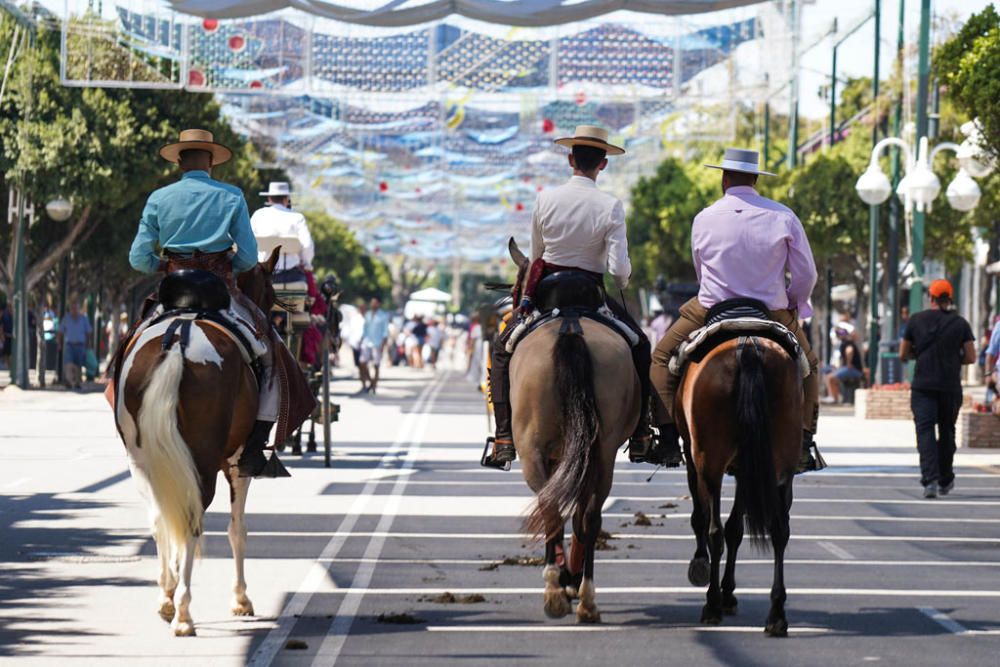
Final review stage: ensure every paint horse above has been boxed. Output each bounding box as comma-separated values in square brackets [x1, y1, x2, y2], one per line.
[114, 250, 280, 636]
[507, 240, 641, 623]
[675, 307, 803, 637]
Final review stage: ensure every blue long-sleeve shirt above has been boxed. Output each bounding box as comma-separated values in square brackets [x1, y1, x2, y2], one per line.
[129, 170, 258, 274]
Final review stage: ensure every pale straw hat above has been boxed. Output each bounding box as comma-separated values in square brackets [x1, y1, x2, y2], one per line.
[159, 128, 233, 166]
[553, 125, 625, 156]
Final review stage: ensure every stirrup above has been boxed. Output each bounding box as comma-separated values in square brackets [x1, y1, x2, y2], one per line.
[627, 433, 654, 463]
[481, 436, 514, 471]
[796, 443, 827, 474]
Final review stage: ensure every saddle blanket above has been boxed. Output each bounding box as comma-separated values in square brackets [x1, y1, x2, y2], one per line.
[505, 305, 640, 354]
[668, 317, 811, 379]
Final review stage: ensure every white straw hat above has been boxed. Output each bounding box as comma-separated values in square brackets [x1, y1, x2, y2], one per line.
[704, 147, 775, 176]
[553, 125, 625, 155]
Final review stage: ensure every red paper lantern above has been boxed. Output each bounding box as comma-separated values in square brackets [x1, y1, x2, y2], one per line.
[536, 185, 543, 192]
[188, 70, 205, 87]
[202, 18, 219, 33]
[249, 80, 262, 89]
[410, 239, 418, 245]
[374, 247, 381, 254]
[228, 35, 246, 53]
[378, 181, 388, 192]
[515, 202, 524, 211]
[415, 187, 422, 193]
[542, 118, 554, 133]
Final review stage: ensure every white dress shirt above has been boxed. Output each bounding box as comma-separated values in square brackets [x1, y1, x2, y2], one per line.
[529, 175, 631, 289]
[250, 203, 315, 271]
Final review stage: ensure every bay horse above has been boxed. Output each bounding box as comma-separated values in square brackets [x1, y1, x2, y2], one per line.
[509, 244, 640, 623]
[676, 334, 801, 637]
[114, 250, 279, 636]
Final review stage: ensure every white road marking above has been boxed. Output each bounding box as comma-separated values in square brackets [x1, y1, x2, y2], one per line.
[611, 496, 1000, 506]
[206, 530, 1000, 544]
[426, 625, 830, 634]
[310, 378, 446, 666]
[817, 541, 855, 560]
[282, 586, 1000, 598]
[1, 477, 30, 489]
[246, 374, 444, 667]
[318, 557, 1000, 568]
[918, 607, 970, 634]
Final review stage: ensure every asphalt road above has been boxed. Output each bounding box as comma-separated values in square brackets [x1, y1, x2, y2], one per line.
[2, 361, 1000, 666]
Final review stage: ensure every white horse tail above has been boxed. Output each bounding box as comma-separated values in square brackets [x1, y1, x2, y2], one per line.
[136, 344, 203, 556]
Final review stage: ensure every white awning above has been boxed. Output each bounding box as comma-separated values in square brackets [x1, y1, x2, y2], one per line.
[409, 287, 452, 302]
[168, 0, 768, 25]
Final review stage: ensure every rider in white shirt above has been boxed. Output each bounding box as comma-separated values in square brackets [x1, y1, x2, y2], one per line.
[250, 182, 315, 275]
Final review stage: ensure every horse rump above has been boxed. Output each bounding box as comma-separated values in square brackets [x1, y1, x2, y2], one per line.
[524, 321, 600, 539]
[734, 337, 780, 546]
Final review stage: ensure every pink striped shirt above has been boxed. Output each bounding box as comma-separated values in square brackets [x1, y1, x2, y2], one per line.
[692, 186, 817, 318]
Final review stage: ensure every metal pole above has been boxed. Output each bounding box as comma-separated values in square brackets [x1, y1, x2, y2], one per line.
[825, 263, 834, 365]
[868, 0, 882, 380]
[910, 0, 931, 316]
[11, 189, 28, 388]
[323, 331, 331, 468]
[829, 42, 838, 149]
[787, 0, 800, 169]
[57, 255, 68, 384]
[887, 0, 904, 342]
[763, 102, 770, 168]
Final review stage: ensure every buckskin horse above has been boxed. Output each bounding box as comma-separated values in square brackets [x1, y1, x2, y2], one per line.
[507, 241, 640, 623]
[114, 249, 281, 636]
[676, 326, 801, 637]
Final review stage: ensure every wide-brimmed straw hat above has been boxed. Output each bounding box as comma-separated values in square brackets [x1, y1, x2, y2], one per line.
[705, 147, 775, 176]
[553, 125, 625, 156]
[159, 128, 233, 166]
[260, 182, 292, 197]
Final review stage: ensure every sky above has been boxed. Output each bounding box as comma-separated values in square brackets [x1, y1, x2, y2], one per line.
[793, 0, 994, 118]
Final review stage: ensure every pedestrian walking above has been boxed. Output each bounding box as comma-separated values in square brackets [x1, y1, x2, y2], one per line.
[58, 301, 92, 389]
[360, 297, 390, 394]
[900, 280, 976, 498]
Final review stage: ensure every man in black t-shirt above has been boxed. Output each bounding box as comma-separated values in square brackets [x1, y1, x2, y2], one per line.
[901, 280, 976, 498]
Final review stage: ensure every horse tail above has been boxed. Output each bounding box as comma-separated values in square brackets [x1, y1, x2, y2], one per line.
[734, 337, 779, 547]
[136, 344, 203, 556]
[524, 324, 599, 539]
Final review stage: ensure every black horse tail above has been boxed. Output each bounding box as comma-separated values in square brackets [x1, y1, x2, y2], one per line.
[734, 337, 780, 547]
[524, 321, 600, 539]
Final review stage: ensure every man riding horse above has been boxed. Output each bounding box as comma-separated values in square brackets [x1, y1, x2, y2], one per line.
[483, 125, 653, 468]
[127, 129, 312, 478]
[646, 147, 825, 473]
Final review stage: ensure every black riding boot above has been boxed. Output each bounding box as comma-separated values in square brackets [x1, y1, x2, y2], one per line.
[238, 420, 291, 478]
[631, 422, 683, 467]
[482, 333, 516, 470]
[797, 430, 827, 473]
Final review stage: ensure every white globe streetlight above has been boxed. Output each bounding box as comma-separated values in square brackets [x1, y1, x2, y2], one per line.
[45, 198, 73, 222]
[945, 168, 982, 212]
[957, 121, 996, 179]
[855, 162, 893, 205]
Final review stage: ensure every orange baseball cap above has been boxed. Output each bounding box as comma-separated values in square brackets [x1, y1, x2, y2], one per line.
[929, 279, 953, 299]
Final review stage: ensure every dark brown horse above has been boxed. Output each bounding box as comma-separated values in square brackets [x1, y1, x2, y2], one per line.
[675, 336, 801, 637]
[115, 250, 279, 636]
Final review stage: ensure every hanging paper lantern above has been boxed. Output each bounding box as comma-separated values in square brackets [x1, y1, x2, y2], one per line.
[415, 187, 422, 194]
[379, 181, 388, 192]
[228, 35, 247, 53]
[374, 247, 381, 254]
[536, 185, 543, 192]
[542, 118, 555, 133]
[249, 80, 262, 89]
[202, 18, 219, 33]
[188, 70, 205, 87]
[515, 202, 524, 212]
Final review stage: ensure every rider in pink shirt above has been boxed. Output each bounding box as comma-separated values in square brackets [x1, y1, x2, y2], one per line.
[644, 148, 824, 473]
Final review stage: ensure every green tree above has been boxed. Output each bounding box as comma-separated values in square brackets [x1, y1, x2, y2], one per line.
[935, 5, 1000, 160]
[306, 210, 392, 304]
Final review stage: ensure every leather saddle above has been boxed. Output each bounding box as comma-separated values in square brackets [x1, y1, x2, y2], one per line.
[535, 270, 605, 313]
[158, 269, 231, 311]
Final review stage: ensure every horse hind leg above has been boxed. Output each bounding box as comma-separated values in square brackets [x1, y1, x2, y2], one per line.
[765, 480, 793, 638]
[686, 458, 710, 588]
[721, 494, 745, 615]
[154, 517, 178, 622]
[171, 536, 198, 636]
[227, 471, 255, 616]
[700, 485, 725, 625]
[542, 535, 571, 619]
[573, 496, 602, 624]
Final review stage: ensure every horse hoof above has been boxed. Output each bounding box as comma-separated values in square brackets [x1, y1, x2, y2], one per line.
[158, 599, 175, 622]
[576, 604, 601, 624]
[700, 605, 723, 625]
[231, 599, 255, 617]
[765, 618, 788, 637]
[172, 621, 196, 637]
[722, 595, 738, 615]
[543, 591, 571, 619]
[688, 557, 710, 587]
[564, 585, 579, 600]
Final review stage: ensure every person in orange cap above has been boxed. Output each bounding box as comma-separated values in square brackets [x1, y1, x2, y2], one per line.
[900, 279, 976, 498]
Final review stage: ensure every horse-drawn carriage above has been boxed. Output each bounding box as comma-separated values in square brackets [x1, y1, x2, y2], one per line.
[256, 234, 341, 464]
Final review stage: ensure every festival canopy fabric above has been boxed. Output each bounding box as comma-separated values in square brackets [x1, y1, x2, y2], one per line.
[168, 0, 769, 25]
